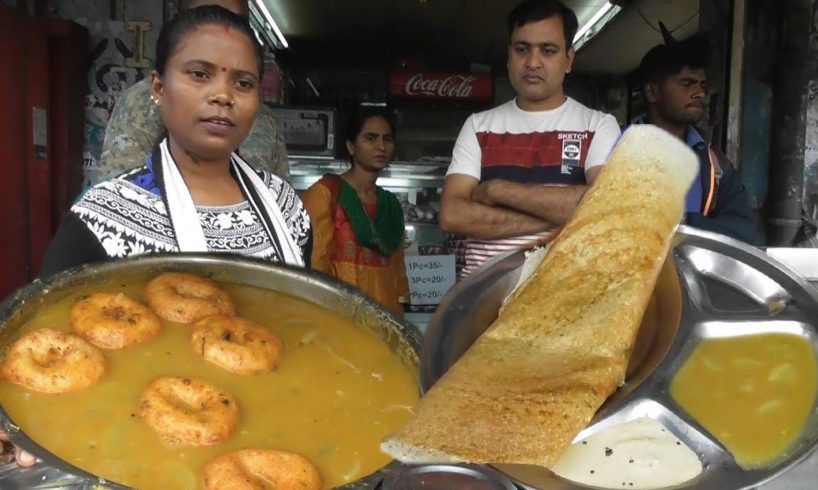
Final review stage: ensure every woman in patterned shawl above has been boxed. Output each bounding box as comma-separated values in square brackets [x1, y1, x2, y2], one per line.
[40, 6, 311, 277]
[301, 109, 409, 317]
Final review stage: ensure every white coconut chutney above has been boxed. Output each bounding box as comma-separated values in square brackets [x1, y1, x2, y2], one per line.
[550, 417, 702, 489]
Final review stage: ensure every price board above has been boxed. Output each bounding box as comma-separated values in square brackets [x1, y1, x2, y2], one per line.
[404, 254, 456, 306]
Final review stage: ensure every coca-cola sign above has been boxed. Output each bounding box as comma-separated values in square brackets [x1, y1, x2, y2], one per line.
[388, 71, 493, 102]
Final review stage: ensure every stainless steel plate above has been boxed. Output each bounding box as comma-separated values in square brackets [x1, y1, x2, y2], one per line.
[420, 225, 818, 490]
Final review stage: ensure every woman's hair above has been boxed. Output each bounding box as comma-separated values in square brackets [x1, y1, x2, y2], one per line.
[155, 5, 264, 77]
[345, 108, 396, 142]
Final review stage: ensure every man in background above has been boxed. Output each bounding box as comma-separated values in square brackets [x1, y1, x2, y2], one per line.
[96, 0, 289, 184]
[440, 0, 621, 277]
[636, 32, 760, 245]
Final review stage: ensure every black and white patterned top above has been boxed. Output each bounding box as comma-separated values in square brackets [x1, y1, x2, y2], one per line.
[198, 202, 279, 259]
[40, 162, 312, 277]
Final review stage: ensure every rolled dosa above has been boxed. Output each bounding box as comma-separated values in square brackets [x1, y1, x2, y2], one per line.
[381, 125, 699, 466]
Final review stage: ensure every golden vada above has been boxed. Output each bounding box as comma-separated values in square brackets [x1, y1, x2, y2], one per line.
[69, 292, 162, 349]
[190, 315, 283, 375]
[1, 328, 106, 394]
[144, 272, 235, 323]
[203, 448, 322, 490]
[138, 376, 239, 445]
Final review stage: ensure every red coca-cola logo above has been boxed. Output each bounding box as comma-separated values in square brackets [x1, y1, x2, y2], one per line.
[405, 74, 476, 98]
[389, 71, 493, 102]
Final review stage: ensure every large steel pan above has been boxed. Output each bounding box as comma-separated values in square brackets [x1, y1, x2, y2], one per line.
[0, 253, 423, 489]
[419, 225, 818, 490]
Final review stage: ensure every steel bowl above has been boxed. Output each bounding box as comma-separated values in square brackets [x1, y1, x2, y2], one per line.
[0, 253, 422, 490]
[420, 225, 818, 490]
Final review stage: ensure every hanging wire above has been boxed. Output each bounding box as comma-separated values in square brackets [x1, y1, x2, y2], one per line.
[635, 5, 700, 35]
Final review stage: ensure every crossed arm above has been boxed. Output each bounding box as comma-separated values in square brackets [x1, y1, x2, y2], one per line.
[439, 167, 602, 240]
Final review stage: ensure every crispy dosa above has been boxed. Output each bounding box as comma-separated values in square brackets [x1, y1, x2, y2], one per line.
[381, 125, 699, 466]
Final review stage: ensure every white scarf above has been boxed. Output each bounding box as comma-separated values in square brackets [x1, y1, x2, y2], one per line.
[158, 139, 304, 266]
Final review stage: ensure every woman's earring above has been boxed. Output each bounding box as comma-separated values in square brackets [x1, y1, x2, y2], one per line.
[150, 94, 161, 106]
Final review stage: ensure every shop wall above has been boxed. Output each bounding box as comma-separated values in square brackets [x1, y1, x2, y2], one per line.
[766, 0, 816, 245]
[804, 0, 818, 224]
[698, 0, 732, 151]
[47, 0, 165, 187]
[807, 83, 818, 221]
[788, 1, 818, 226]
[736, 0, 776, 212]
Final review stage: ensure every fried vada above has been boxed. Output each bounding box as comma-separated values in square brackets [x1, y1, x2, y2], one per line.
[139, 376, 240, 445]
[69, 292, 162, 349]
[1, 328, 106, 394]
[190, 315, 283, 375]
[204, 449, 323, 490]
[145, 272, 235, 323]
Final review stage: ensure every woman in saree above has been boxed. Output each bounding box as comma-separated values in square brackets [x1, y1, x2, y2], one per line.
[301, 109, 409, 316]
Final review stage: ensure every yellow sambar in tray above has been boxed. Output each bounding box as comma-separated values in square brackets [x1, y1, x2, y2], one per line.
[0, 280, 419, 489]
[670, 333, 817, 468]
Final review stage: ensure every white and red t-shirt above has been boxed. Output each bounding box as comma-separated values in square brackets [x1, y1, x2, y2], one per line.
[447, 97, 621, 277]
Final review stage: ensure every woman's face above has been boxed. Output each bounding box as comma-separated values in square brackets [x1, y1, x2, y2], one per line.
[346, 116, 395, 172]
[150, 23, 260, 161]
